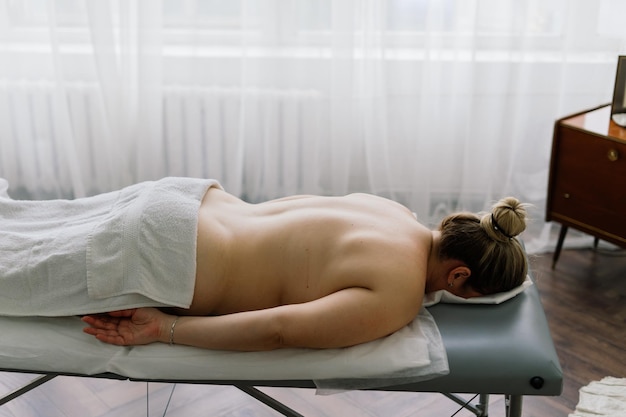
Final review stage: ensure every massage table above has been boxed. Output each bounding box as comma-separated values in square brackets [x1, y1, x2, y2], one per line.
[0, 268, 562, 417]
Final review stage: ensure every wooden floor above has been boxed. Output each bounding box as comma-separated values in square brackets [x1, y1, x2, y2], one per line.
[1, 247, 625, 417]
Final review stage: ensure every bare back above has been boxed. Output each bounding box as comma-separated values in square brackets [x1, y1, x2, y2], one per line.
[82, 187, 438, 350]
[186, 187, 432, 325]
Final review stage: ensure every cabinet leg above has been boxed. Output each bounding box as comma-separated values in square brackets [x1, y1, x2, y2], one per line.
[552, 225, 568, 269]
[593, 237, 599, 249]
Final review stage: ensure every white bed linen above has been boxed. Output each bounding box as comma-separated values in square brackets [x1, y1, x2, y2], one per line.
[423, 275, 533, 306]
[0, 278, 530, 389]
[0, 308, 447, 387]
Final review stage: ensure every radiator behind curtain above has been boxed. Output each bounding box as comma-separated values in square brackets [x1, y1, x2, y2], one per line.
[0, 81, 324, 201]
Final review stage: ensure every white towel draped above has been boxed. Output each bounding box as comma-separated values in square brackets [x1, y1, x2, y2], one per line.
[0, 177, 220, 316]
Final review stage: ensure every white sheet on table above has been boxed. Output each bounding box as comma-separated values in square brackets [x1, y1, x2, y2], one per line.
[0, 307, 447, 390]
[0, 277, 533, 389]
[423, 275, 533, 307]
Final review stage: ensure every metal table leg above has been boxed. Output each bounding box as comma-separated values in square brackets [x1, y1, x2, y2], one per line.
[505, 394, 523, 417]
[0, 375, 57, 406]
[236, 385, 305, 417]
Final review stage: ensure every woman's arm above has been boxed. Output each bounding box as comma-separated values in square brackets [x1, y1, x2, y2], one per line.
[82, 286, 422, 351]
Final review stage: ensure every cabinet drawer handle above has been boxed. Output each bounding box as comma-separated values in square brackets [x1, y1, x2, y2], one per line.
[608, 149, 619, 162]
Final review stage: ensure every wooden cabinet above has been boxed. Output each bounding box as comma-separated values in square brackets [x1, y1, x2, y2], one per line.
[546, 104, 626, 267]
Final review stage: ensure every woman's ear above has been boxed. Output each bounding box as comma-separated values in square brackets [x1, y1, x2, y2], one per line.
[447, 266, 471, 288]
[447, 266, 484, 298]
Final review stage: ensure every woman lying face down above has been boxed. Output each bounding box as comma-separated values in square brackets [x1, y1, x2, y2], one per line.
[82, 187, 528, 352]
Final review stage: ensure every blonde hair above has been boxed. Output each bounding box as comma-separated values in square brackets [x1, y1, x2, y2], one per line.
[438, 197, 528, 294]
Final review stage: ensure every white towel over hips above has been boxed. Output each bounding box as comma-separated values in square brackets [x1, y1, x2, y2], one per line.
[0, 177, 221, 317]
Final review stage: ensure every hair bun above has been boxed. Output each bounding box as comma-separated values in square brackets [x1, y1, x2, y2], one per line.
[480, 197, 528, 242]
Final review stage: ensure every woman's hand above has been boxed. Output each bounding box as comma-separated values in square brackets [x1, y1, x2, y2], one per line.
[82, 308, 173, 346]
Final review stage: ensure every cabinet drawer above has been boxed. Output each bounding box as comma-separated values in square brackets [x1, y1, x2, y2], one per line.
[551, 196, 626, 240]
[551, 126, 626, 211]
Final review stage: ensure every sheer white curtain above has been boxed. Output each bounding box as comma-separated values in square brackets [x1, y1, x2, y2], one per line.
[1, 0, 625, 252]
